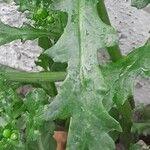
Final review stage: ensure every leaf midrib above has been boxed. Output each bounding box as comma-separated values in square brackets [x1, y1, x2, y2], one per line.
[77, 0, 85, 84]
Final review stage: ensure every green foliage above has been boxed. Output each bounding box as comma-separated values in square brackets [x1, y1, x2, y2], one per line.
[44, 0, 122, 149]
[101, 43, 150, 107]
[0, 21, 58, 46]
[129, 144, 142, 150]
[0, 0, 67, 46]
[131, 0, 150, 9]
[0, 0, 149, 149]
[0, 75, 56, 150]
[14, 0, 52, 12]
[132, 122, 150, 136]
[14, 0, 68, 39]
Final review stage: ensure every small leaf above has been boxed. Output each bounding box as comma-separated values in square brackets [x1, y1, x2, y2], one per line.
[131, 0, 150, 9]
[36, 37, 67, 97]
[132, 122, 150, 136]
[24, 88, 49, 113]
[0, 21, 57, 46]
[38, 37, 53, 50]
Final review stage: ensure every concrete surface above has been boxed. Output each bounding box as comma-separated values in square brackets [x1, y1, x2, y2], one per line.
[0, 2, 42, 71]
[0, 0, 150, 105]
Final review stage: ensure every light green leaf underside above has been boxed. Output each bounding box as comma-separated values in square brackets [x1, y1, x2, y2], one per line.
[131, 0, 150, 9]
[101, 43, 150, 107]
[0, 21, 56, 46]
[44, 0, 121, 150]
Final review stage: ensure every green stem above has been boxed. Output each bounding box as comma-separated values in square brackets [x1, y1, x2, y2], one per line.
[97, 0, 122, 62]
[97, 0, 133, 148]
[0, 71, 66, 83]
[38, 136, 45, 150]
[38, 37, 58, 97]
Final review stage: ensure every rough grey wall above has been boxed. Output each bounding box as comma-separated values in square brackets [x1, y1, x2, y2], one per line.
[106, 0, 150, 54]
[0, 2, 42, 71]
[0, 0, 150, 105]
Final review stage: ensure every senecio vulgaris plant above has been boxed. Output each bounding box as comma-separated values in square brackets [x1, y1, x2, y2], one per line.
[0, 0, 150, 149]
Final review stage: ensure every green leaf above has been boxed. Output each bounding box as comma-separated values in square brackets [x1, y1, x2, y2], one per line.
[101, 43, 150, 107]
[38, 37, 53, 50]
[36, 37, 67, 72]
[25, 133, 56, 150]
[129, 144, 142, 150]
[23, 89, 54, 141]
[14, 0, 52, 12]
[0, 72, 56, 150]
[44, 0, 121, 149]
[131, 0, 150, 9]
[132, 122, 150, 135]
[0, 77, 25, 149]
[0, 64, 65, 97]
[0, 21, 57, 46]
[23, 89, 56, 150]
[36, 37, 67, 97]
[24, 88, 49, 113]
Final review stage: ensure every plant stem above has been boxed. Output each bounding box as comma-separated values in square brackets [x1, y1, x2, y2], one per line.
[97, 0, 122, 62]
[97, 0, 133, 148]
[38, 37, 58, 97]
[38, 136, 45, 150]
[0, 71, 66, 83]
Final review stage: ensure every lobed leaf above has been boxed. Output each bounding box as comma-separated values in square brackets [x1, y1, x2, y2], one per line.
[101, 42, 150, 107]
[44, 0, 121, 149]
